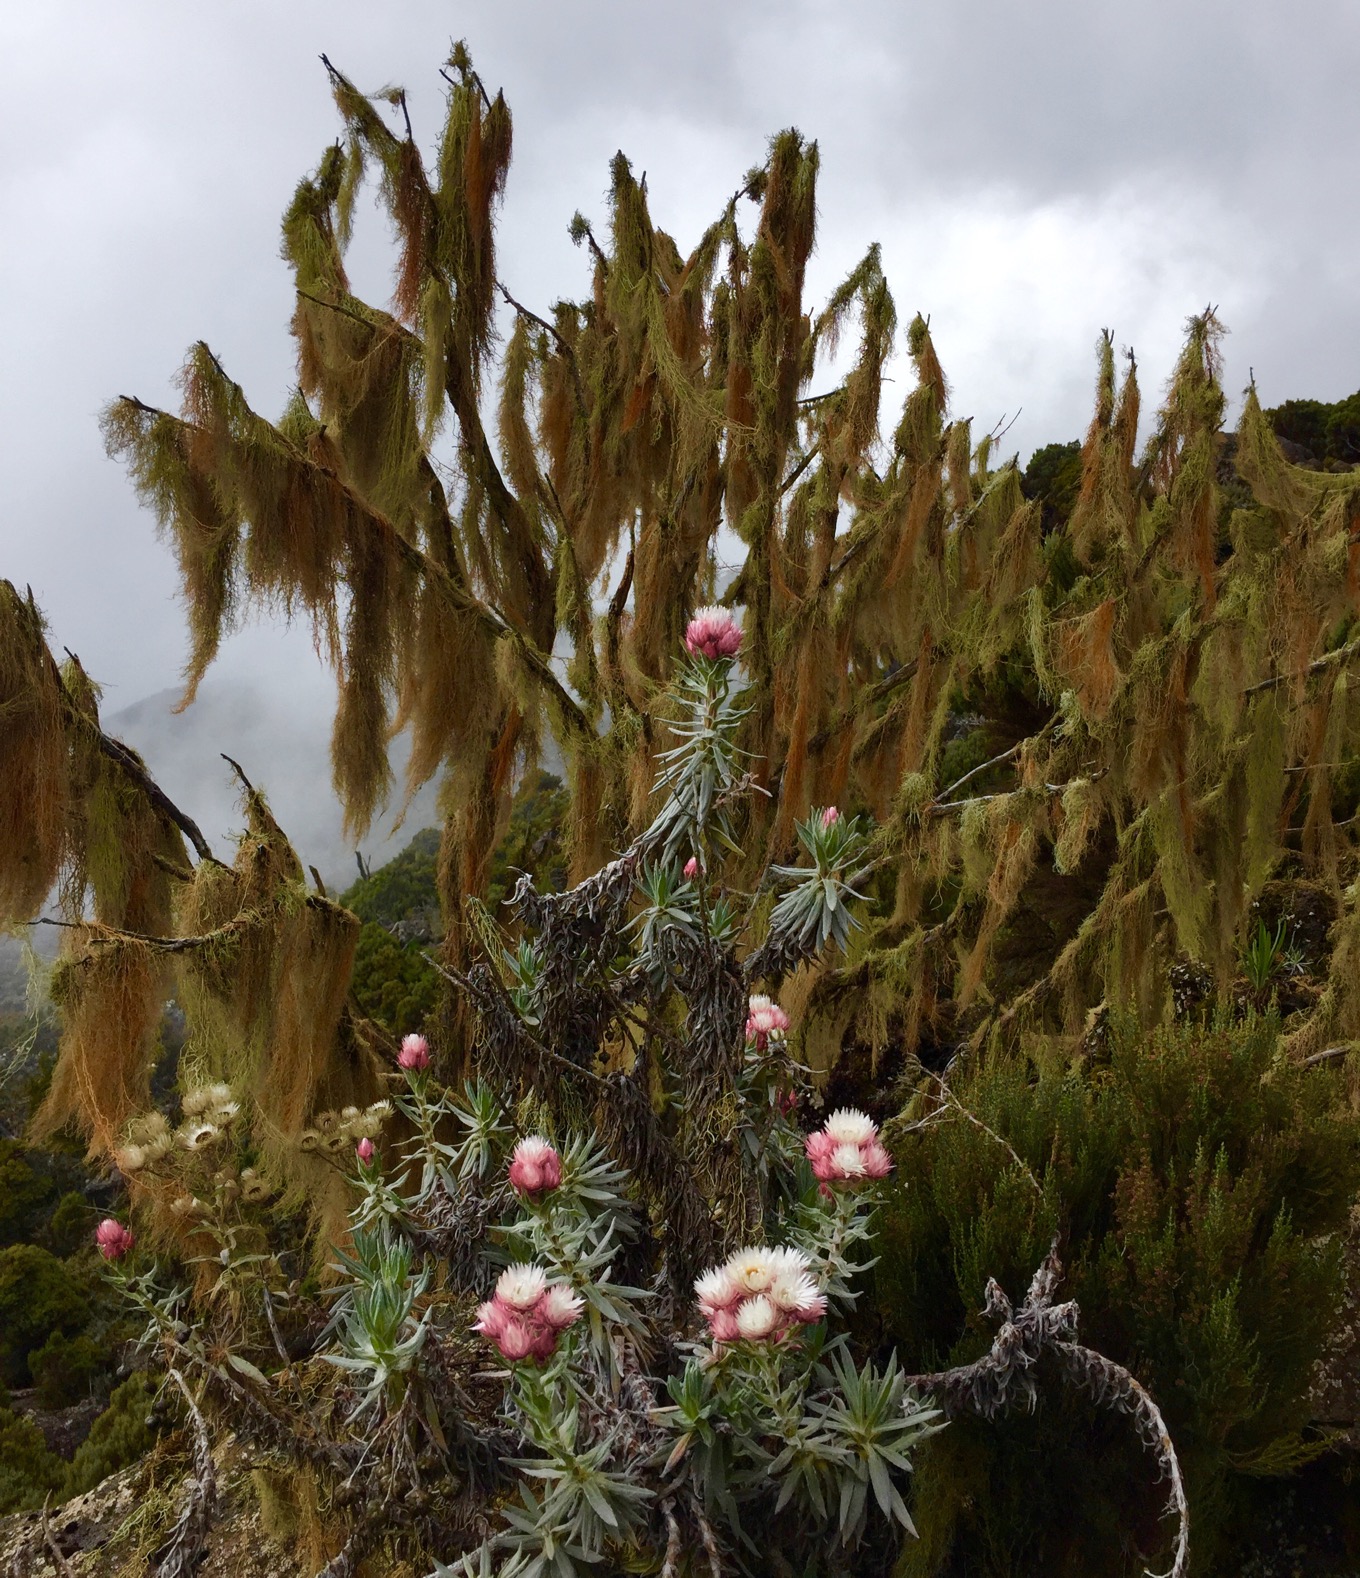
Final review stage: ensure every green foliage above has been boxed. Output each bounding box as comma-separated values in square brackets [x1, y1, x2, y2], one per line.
[30, 1328, 108, 1409]
[62, 1373, 159, 1499]
[0, 1243, 91, 1385]
[1240, 917, 1289, 994]
[1021, 440, 1083, 533]
[0, 1406, 64, 1514]
[878, 1013, 1360, 1575]
[1267, 389, 1360, 466]
[0, 1137, 55, 1246]
[47, 1189, 92, 1257]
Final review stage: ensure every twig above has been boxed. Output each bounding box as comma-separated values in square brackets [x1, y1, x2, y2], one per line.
[1303, 1045, 1351, 1067]
[1244, 637, 1360, 695]
[220, 753, 255, 795]
[157, 1368, 217, 1577]
[932, 742, 1021, 805]
[262, 1285, 290, 1367]
[41, 1495, 77, 1578]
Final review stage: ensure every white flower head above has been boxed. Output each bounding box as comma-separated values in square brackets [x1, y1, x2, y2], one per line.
[824, 1107, 876, 1146]
[179, 1121, 219, 1152]
[735, 1294, 780, 1341]
[724, 1246, 779, 1295]
[115, 1144, 147, 1174]
[180, 1088, 211, 1118]
[769, 1269, 821, 1315]
[830, 1141, 867, 1178]
[765, 1245, 812, 1280]
[694, 1265, 741, 1312]
[206, 1083, 234, 1107]
[539, 1284, 585, 1330]
[495, 1263, 549, 1312]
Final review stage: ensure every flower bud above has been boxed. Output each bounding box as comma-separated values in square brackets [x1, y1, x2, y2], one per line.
[398, 1034, 431, 1072]
[821, 805, 840, 828]
[95, 1218, 134, 1261]
[684, 606, 742, 661]
[356, 1137, 375, 1166]
[508, 1136, 562, 1196]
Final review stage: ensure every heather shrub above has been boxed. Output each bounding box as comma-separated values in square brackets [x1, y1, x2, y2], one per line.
[876, 1011, 1360, 1575]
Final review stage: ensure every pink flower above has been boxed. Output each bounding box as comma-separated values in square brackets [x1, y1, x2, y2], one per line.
[745, 994, 790, 1051]
[860, 1141, 893, 1179]
[508, 1136, 563, 1197]
[95, 1218, 134, 1261]
[708, 1306, 741, 1343]
[473, 1298, 510, 1341]
[775, 1085, 798, 1117]
[804, 1111, 893, 1186]
[683, 856, 701, 879]
[538, 1284, 585, 1330]
[398, 1034, 431, 1072]
[497, 1317, 534, 1361]
[684, 606, 742, 661]
[356, 1137, 375, 1166]
[694, 1265, 742, 1315]
[821, 806, 840, 828]
[474, 1274, 582, 1363]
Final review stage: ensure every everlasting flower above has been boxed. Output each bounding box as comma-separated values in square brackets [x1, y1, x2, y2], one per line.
[179, 1121, 219, 1152]
[684, 605, 742, 660]
[539, 1284, 585, 1330]
[821, 805, 840, 828]
[180, 1088, 211, 1118]
[496, 1263, 549, 1312]
[508, 1135, 563, 1196]
[474, 1271, 582, 1362]
[356, 1137, 375, 1166]
[735, 1294, 781, 1341]
[745, 994, 791, 1051]
[805, 1110, 894, 1185]
[95, 1219, 134, 1261]
[683, 856, 701, 879]
[726, 1247, 778, 1296]
[398, 1033, 431, 1072]
[694, 1265, 742, 1314]
[824, 1108, 875, 1145]
[115, 1144, 147, 1174]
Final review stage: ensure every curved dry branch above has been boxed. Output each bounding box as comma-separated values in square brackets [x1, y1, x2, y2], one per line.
[903, 1242, 1189, 1578]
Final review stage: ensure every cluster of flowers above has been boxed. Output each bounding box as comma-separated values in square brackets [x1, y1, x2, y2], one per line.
[684, 606, 742, 661]
[298, 1099, 392, 1156]
[745, 993, 790, 1051]
[805, 1108, 892, 1184]
[474, 1264, 584, 1362]
[116, 1084, 241, 1172]
[695, 1245, 826, 1344]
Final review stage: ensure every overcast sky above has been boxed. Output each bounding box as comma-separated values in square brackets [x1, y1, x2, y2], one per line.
[2, 0, 1357, 880]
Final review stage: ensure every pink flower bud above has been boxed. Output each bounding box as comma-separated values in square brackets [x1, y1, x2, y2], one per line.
[683, 856, 700, 879]
[821, 805, 840, 828]
[356, 1137, 375, 1166]
[707, 1306, 741, 1343]
[95, 1218, 134, 1261]
[684, 606, 742, 661]
[398, 1033, 431, 1072]
[508, 1136, 563, 1196]
[473, 1298, 510, 1340]
[496, 1316, 534, 1361]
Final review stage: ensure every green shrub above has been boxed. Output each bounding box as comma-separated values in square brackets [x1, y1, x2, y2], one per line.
[46, 1190, 92, 1257]
[62, 1374, 158, 1498]
[0, 1137, 55, 1246]
[30, 1330, 107, 1409]
[0, 1243, 91, 1386]
[877, 1012, 1360, 1576]
[0, 1407, 64, 1514]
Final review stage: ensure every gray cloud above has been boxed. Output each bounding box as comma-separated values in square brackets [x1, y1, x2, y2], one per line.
[1, 0, 1355, 868]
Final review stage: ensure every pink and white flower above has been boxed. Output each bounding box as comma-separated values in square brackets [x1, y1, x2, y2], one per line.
[735, 1294, 780, 1342]
[496, 1263, 549, 1311]
[821, 806, 840, 828]
[508, 1136, 563, 1197]
[473, 1267, 584, 1363]
[684, 606, 742, 661]
[805, 1110, 893, 1185]
[745, 994, 790, 1051]
[356, 1137, 375, 1166]
[683, 856, 701, 880]
[96, 1219, 134, 1261]
[398, 1033, 431, 1072]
